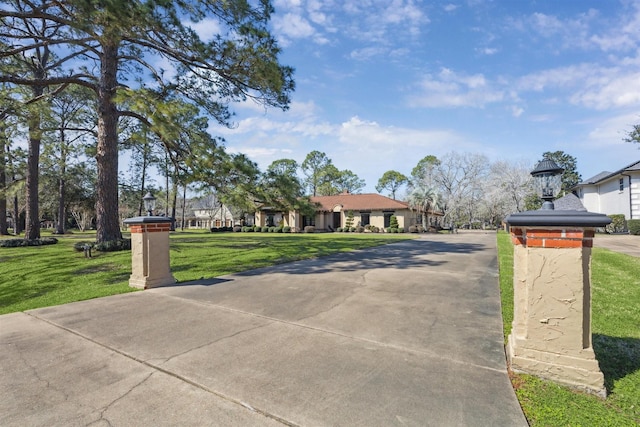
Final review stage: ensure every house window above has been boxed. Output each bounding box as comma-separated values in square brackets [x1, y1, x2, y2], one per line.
[303, 215, 315, 227]
[360, 213, 370, 226]
[383, 212, 394, 228]
[620, 178, 624, 192]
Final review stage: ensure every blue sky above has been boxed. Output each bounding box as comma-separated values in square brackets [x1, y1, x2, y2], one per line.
[208, 0, 640, 194]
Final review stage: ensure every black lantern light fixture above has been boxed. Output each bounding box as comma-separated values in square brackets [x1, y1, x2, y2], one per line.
[143, 192, 156, 216]
[531, 156, 564, 210]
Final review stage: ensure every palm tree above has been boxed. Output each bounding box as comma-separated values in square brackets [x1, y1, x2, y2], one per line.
[407, 185, 440, 229]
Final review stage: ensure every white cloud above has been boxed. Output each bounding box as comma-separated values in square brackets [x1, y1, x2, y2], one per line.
[272, 12, 316, 43]
[187, 18, 223, 41]
[443, 4, 459, 13]
[409, 68, 504, 108]
[517, 61, 640, 110]
[586, 113, 640, 147]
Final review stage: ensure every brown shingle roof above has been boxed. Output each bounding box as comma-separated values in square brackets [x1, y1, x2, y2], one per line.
[310, 193, 409, 211]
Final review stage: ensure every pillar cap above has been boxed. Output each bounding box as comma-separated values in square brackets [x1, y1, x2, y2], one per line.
[124, 216, 173, 225]
[505, 209, 612, 227]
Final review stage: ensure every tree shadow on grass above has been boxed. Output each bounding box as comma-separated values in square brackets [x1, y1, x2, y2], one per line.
[593, 334, 640, 393]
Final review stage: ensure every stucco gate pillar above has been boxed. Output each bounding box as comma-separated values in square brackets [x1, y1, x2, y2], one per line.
[123, 216, 176, 289]
[505, 210, 611, 397]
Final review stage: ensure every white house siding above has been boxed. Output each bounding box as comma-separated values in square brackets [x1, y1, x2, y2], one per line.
[577, 166, 640, 220]
[631, 175, 640, 219]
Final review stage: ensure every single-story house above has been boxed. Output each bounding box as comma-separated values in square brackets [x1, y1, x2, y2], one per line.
[574, 160, 640, 220]
[256, 192, 442, 231]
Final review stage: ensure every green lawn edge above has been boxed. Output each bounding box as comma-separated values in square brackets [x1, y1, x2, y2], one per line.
[496, 231, 640, 426]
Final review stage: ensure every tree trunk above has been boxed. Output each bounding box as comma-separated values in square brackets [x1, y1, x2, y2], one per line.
[55, 176, 66, 234]
[24, 93, 42, 240]
[0, 126, 8, 235]
[13, 193, 20, 235]
[95, 41, 123, 243]
[181, 183, 186, 231]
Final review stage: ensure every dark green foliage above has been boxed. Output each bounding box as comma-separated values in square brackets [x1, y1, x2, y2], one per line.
[242, 226, 254, 232]
[628, 219, 640, 235]
[261, 226, 269, 233]
[606, 214, 627, 233]
[336, 227, 343, 232]
[389, 215, 399, 231]
[0, 237, 58, 248]
[541, 151, 581, 195]
[94, 239, 131, 252]
[282, 226, 291, 233]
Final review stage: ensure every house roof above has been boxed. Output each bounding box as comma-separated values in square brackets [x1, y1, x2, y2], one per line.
[310, 192, 409, 212]
[577, 160, 640, 186]
[554, 193, 586, 211]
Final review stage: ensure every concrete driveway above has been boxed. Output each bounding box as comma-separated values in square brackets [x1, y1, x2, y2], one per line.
[0, 232, 527, 426]
[593, 233, 640, 257]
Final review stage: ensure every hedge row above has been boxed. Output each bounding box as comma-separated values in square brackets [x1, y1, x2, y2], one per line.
[628, 219, 640, 235]
[0, 237, 58, 248]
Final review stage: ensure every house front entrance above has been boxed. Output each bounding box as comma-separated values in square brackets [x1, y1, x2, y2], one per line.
[333, 212, 341, 229]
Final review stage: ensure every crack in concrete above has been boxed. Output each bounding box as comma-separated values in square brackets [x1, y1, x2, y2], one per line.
[25, 312, 295, 427]
[159, 322, 273, 365]
[86, 372, 154, 427]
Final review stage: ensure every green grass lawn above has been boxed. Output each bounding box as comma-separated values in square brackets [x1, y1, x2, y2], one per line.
[497, 231, 640, 426]
[0, 230, 413, 315]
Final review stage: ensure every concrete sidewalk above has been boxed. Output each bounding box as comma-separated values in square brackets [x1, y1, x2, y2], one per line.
[0, 232, 527, 426]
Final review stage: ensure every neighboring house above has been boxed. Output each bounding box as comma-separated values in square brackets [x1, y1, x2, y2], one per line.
[175, 198, 238, 229]
[574, 160, 640, 220]
[256, 191, 440, 231]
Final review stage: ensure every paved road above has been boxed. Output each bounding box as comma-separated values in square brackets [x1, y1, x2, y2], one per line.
[593, 233, 640, 257]
[0, 232, 527, 426]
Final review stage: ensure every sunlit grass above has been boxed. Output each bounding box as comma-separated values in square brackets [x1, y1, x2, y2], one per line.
[497, 231, 640, 426]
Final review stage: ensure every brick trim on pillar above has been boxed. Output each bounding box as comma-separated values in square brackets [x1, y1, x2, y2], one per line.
[510, 228, 594, 249]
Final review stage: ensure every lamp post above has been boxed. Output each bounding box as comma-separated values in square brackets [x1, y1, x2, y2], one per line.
[530, 156, 564, 210]
[143, 192, 156, 216]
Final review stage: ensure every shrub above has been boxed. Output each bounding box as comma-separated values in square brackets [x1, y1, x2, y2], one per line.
[94, 238, 131, 252]
[336, 227, 343, 232]
[398, 228, 405, 233]
[254, 226, 261, 232]
[0, 237, 59, 248]
[261, 226, 269, 233]
[417, 225, 425, 233]
[73, 241, 94, 252]
[242, 226, 253, 232]
[268, 226, 276, 233]
[408, 225, 418, 233]
[355, 225, 364, 233]
[233, 225, 242, 232]
[628, 219, 640, 235]
[275, 226, 283, 233]
[389, 215, 399, 229]
[606, 214, 627, 233]
[304, 225, 315, 233]
[370, 226, 380, 233]
[283, 226, 291, 233]
[345, 210, 354, 229]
